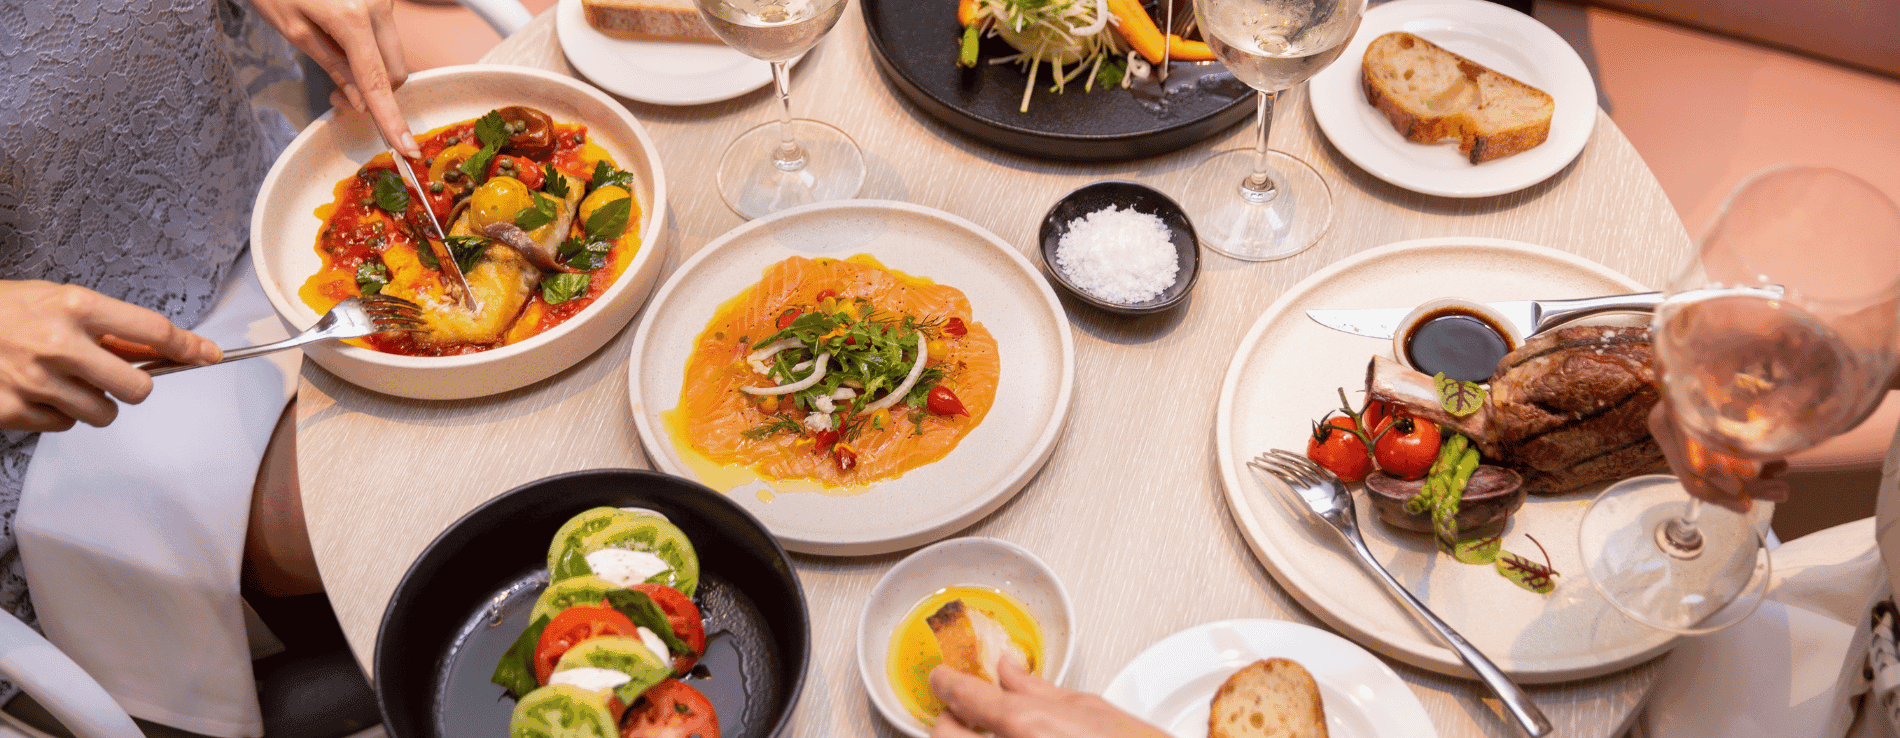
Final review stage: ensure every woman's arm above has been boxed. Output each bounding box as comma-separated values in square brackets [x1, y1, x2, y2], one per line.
[0, 281, 219, 431]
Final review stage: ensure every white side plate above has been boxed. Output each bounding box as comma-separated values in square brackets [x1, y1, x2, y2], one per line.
[555, 0, 803, 106]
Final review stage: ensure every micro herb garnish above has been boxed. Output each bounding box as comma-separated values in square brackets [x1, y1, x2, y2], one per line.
[590, 160, 637, 192]
[458, 111, 508, 186]
[1435, 372, 1487, 417]
[372, 170, 410, 214]
[541, 272, 589, 304]
[742, 296, 949, 443]
[1496, 535, 1560, 594]
[355, 260, 390, 295]
[542, 164, 570, 197]
[514, 192, 560, 232]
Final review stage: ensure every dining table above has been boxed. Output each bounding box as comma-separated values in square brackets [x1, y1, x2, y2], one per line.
[295, 4, 1694, 737]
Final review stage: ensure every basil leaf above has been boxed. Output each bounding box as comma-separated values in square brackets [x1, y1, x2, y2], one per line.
[458, 111, 509, 186]
[559, 237, 612, 272]
[543, 164, 570, 198]
[490, 613, 550, 699]
[354, 260, 390, 295]
[601, 589, 694, 657]
[515, 193, 560, 232]
[542, 272, 590, 304]
[372, 170, 410, 214]
[584, 196, 631, 242]
[445, 236, 488, 274]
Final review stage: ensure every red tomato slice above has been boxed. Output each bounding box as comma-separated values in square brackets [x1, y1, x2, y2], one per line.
[813, 289, 838, 302]
[488, 155, 546, 189]
[535, 601, 641, 685]
[942, 317, 968, 336]
[926, 386, 967, 417]
[775, 308, 800, 329]
[629, 584, 707, 675]
[621, 680, 718, 738]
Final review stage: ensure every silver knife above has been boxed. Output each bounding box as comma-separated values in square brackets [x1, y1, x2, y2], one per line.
[1306, 292, 1664, 339]
[377, 127, 480, 312]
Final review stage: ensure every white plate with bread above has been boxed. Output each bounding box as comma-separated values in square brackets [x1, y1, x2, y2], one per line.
[1103, 619, 1435, 738]
[1307, 0, 1596, 198]
[557, 0, 802, 105]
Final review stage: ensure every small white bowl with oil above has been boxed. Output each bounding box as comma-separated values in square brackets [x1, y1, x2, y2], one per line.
[856, 537, 1076, 737]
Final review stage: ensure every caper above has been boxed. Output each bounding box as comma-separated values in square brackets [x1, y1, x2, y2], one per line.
[358, 197, 373, 207]
[371, 221, 385, 233]
[424, 157, 435, 166]
[444, 170, 462, 183]
[572, 133, 584, 144]
[446, 134, 461, 145]
[429, 182, 444, 194]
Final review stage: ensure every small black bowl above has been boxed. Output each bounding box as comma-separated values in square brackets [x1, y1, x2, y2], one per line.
[374, 469, 809, 738]
[1039, 181, 1201, 315]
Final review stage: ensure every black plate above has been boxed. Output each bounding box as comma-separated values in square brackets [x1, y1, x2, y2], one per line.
[862, 0, 1255, 160]
[374, 469, 809, 738]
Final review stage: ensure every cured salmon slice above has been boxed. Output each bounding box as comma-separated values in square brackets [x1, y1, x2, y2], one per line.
[677, 255, 999, 490]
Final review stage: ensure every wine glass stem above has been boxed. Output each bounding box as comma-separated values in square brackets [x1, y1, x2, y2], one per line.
[1242, 90, 1281, 204]
[1659, 496, 1707, 560]
[770, 60, 808, 173]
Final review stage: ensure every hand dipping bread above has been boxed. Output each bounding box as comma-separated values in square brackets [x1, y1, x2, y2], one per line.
[1209, 659, 1327, 738]
[583, 0, 719, 42]
[1361, 31, 1553, 163]
[927, 599, 1028, 684]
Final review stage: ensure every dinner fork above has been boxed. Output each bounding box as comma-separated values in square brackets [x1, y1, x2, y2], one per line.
[139, 295, 424, 376]
[1249, 449, 1553, 738]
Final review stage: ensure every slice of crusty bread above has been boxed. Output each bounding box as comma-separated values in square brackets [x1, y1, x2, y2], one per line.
[1208, 659, 1328, 738]
[583, 0, 719, 43]
[926, 599, 1025, 684]
[1361, 31, 1554, 164]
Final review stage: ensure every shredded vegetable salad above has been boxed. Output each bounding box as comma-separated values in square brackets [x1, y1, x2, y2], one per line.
[957, 0, 1217, 112]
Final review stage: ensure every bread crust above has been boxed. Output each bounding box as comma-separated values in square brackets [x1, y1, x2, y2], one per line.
[582, 0, 719, 43]
[1208, 658, 1327, 738]
[1361, 32, 1553, 164]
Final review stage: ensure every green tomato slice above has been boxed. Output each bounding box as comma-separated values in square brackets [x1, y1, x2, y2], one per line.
[529, 575, 626, 624]
[551, 514, 699, 597]
[508, 684, 618, 738]
[546, 507, 635, 579]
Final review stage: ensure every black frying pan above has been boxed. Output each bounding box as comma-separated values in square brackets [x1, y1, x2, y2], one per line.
[373, 469, 809, 738]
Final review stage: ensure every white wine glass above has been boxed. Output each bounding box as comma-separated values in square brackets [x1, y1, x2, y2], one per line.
[1188, 0, 1364, 260]
[693, 0, 865, 219]
[1579, 165, 1900, 634]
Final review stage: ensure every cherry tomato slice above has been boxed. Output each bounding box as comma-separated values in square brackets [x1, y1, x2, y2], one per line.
[488, 155, 546, 189]
[943, 317, 968, 336]
[1373, 412, 1442, 480]
[534, 601, 640, 685]
[811, 429, 839, 453]
[1306, 415, 1372, 483]
[834, 442, 860, 472]
[926, 386, 967, 417]
[621, 680, 718, 738]
[629, 584, 707, 675]
[776, 308, 800, 329]
[813, 289, 838, 302]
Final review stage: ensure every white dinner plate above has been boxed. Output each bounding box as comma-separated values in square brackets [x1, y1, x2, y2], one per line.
[627, 200, 1076, 555]
[1308, 0, 1597, 198]
[555, 0, 802, 105]
[1102, 619, 1436, 738]
[1214, 237, 1679, 683]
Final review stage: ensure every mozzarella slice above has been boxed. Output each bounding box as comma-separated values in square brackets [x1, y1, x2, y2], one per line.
[547, 666, 633, 693]
[585, 548, 671, 588]
[636, 626, 672, 664]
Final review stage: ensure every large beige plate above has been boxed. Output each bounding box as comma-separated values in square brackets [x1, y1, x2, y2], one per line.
[627, 200, 1075, 555]
[251, 65, 667, 399]
[1214, 237, 1676, 683]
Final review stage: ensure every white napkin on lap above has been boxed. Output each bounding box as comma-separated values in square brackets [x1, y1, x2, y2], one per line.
[14, 251, 296, 738]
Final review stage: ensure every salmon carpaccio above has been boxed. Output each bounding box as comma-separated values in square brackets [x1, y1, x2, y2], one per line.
[677, 255, 999, 490]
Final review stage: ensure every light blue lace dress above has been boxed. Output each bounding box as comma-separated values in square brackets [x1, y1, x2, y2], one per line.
[0, 0, 301, 702]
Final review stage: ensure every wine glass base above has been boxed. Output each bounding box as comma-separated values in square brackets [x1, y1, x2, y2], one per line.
[1578, 475, 1772, 634]
[1180, 149, 1333, 261]
[715, 119, 865, 220]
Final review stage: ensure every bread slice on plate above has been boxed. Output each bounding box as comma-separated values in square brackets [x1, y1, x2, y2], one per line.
[582, 0, 719, 43]
[1361, 31, 1554, 164]
[1208, 658, 1328, 738]
[927, 599, 1025, 684]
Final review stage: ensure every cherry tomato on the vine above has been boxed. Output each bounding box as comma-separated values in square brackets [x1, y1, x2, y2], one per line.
[1360, 400, 1392, 442]
[1372, 412, 1441, 480]
[1306, 415, 1371, 483]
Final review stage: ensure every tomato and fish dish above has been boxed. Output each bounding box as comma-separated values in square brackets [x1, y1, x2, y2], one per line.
[673, 255, 999, 489]
[299, 106, 644, 355]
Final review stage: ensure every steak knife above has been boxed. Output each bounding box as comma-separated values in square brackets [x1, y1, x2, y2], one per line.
[1306, 291, 1664, 339]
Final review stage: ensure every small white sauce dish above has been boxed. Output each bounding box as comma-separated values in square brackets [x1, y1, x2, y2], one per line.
[856, 537, 1076, 738]
[1390, 296, 1525, 377]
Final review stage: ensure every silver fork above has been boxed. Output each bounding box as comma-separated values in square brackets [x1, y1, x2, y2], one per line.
[1249, 449, 1553, 738]
[140, 295, 425, 376]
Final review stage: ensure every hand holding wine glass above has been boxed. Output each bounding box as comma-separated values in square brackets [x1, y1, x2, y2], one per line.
[692, 0, 864, 219]
[1580, 165, 1900, 634]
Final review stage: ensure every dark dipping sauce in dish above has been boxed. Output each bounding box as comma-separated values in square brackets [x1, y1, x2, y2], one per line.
[1404, 308, 1514, 383]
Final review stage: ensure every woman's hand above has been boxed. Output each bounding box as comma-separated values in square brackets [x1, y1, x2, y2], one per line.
[929, 660, 1170, 738]
[0, 281, 220, 432]
[253, 0, 420, 158]
[1648, 403, 1790, 513]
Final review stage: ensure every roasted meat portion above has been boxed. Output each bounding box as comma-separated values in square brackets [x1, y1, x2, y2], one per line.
[1367, 325, 1668, 495]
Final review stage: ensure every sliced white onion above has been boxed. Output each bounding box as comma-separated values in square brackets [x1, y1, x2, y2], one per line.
[1067, 0, 1109, 36]
[860, 334, 929, 414]
[741, 353, 830, 395]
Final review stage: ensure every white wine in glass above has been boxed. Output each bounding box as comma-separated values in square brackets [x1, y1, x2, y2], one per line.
[1189, 0, 1363, 260]
[1580, 165, 1900, 634]
[694, 0, 864, 219]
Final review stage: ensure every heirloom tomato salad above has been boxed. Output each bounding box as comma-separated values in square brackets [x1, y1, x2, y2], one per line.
[492, 507, 716, 738]
[299, 106, 643, 355]
[672, 255, 999, 489]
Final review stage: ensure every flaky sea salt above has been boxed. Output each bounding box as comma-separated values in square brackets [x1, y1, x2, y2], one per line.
[1055, 205, 1178, 304]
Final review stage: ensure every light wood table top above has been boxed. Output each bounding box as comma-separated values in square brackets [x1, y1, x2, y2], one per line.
[297, 6, 1690, 737]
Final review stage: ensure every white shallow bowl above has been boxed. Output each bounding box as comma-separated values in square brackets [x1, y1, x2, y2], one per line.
[856, 537, 1076, 738]
[250, 65, 668, 399]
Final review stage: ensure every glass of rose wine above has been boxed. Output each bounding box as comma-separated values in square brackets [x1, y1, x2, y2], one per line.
[1188, 0, 1364, 260]
[692, 0, 864, 219]
[1579, 165, 1900, 634]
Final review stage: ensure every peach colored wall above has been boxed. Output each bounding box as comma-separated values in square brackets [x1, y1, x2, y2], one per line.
[394, 0, 560, 71]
